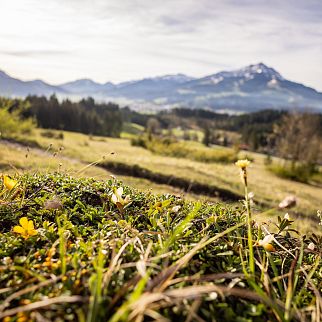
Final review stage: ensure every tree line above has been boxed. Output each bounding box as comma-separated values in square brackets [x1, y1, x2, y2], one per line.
[1, 95, 321, 168]
[15, 95, 123, 137]
[126, 108, 322, 155]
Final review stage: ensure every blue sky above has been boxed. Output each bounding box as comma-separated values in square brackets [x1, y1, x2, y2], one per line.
[0, 0, 322, 90]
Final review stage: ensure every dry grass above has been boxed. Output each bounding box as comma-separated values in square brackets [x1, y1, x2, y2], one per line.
[28, 129, 321, 219]
[0, 140, 212, 202]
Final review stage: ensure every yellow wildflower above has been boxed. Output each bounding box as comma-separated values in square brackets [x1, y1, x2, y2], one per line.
[235, 159, 251, 185]
[235, 159, 251, 169]
[13, 217, 38, 240]
[16, 312, 28, 322]
[2, 175, 18, 191]
[257, 234, 276, 252]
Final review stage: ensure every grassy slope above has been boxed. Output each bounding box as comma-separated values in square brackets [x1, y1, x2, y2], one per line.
[28, 129, 321, 219]
[120, 122, 145, 139]
[0, 140, 210, 202]
[0, 173, 321, 321]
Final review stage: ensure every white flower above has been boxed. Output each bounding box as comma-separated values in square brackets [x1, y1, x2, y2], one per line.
[308, 242, 315, 251]
[111, 187, 123, 203]
[258, 234, 275, 252]
[258, 234, 273, 246]
[171, 205, 181, 213]
[284, 213, 290, 221]
[111, 187, 131, 209]
[208, 292, 218, 300]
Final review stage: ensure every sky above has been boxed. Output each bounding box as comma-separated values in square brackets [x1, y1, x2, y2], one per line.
[0, 0, 322, 90]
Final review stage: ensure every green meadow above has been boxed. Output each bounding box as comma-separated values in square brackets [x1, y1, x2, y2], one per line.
[4, 128, 319, 229]
[0, 125, 321, 321]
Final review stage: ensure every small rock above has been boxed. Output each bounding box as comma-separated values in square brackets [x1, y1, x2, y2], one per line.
[278, 195, 297, 209]
[44, 197, 63, 210]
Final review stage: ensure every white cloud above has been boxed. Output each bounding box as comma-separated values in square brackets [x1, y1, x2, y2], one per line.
[0, 0, 321, 90]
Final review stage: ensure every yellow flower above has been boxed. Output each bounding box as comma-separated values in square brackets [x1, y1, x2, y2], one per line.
[40, 247, 60, 270]
[16, 312, 28, 322]
[20, 299, 31, 305]
[235, 159, 251, 185]
[13, 217, 38, 240]
[111, 187, 131, 210]
[2, 175, 18, 191]
[257, 234, 276, 252]
[235, 159, 251, 169]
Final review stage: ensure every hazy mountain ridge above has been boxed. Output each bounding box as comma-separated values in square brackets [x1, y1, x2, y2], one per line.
[1, 63, 322, 112]
[0, 70, 67, 96]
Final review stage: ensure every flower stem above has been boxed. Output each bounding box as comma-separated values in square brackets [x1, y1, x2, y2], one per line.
[244, 173, 255, 276]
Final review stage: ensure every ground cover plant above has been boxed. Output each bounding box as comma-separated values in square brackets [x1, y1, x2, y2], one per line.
[0, 161, 321, 321]
[0, 140, 214, 202]
[23, 129, 322, 223]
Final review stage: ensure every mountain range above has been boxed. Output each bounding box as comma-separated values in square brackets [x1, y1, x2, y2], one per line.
[1, 63, 322, 113]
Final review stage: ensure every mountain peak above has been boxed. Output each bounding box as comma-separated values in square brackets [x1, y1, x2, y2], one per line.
[202, 63, 284, 84]
[61, 78, 102, 86]
[239, 63, 284, 80]
[59, 78, 106, 94]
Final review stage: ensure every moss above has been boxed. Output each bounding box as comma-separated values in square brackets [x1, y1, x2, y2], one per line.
[0, 173, 321, 321]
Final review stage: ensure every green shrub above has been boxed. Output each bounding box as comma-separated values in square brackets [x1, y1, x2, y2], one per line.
[310, 172, 322, 185]
[41, 130, 64, 140]
[0, 108, 35, 139]
[268, 161, 319, 183]
[132, 135, 237, 163]
[131, 136, 148, 148]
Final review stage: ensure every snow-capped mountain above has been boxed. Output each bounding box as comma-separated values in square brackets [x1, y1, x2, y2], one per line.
[169, 63, 322, 111]
[1, 64, 322, 112]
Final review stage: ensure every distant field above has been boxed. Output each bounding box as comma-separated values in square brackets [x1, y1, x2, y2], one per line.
[1, 128, 321, 233]
[120, 122, 145, 139]
[0, 139, 213, 202]
[5, 128, 316, 226]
